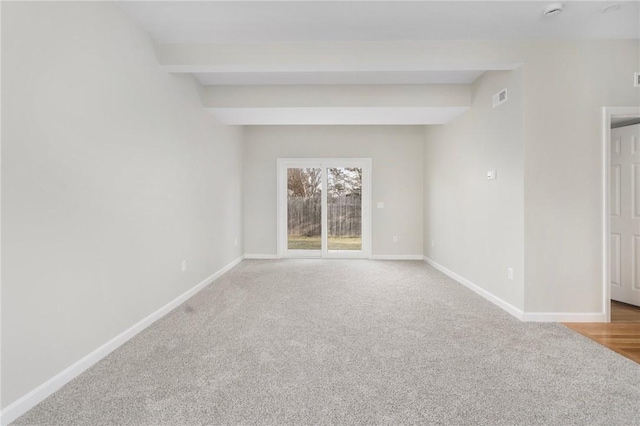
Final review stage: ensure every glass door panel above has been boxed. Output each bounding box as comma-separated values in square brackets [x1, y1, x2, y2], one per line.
[287, 168, 322, 251]
[327, 167, 362, 251]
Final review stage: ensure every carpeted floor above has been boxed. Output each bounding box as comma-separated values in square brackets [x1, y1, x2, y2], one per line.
[14, 260, 640, 425]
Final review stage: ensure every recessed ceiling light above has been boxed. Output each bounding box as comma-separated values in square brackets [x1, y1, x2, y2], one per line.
[543, 3, 564, 17]
[601, 4, 622, 14]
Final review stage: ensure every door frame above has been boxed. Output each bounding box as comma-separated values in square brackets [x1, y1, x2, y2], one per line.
[276, 157, 372, 259]
[603, 106, 640, 322]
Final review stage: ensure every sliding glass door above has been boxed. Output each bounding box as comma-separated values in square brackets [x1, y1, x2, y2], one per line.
[277, 158, 371, 258]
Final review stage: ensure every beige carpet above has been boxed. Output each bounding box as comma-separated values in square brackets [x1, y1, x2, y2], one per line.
[14, 260, 640, 425]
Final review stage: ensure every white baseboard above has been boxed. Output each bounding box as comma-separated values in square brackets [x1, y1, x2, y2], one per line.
[423, 256, 525, 321]
[244, 254, 278, 259]
[246, 254, 424, 260]
[0, 256, 244, 426]
[423, 256, 607, 323]
[369, 254, 424, 260]
[523, 312, 606, 322]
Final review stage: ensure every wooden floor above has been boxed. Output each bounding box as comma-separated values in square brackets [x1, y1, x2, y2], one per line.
[563, 301, 640, 364]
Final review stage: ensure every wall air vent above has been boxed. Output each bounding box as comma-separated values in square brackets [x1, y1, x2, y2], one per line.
[635, 72, 640, 88]
[492, 88, 508, 108]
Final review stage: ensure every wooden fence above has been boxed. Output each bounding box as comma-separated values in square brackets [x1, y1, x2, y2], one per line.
[287, 195, 362, 237]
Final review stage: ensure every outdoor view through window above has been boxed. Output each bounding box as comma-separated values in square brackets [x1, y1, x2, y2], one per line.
[287, 167, 362, 251]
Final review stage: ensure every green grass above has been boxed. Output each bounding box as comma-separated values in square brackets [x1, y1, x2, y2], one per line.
[288, 236, 362, 251]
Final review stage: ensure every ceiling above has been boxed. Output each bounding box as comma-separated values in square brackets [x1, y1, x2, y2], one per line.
[119, 1, 640, 44]
[117, 1, 638, 125]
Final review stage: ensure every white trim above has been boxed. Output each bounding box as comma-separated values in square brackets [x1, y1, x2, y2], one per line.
[0, 256, 244, 426]
[602, 106, 640, 324]
[243, 254, 278, 260]
[424, 256, 610, 323]
[424, 256, 524, 321]
[245, 255, 425, 261]
[522, 312, 606, 323]
[369, 254, 424, 260]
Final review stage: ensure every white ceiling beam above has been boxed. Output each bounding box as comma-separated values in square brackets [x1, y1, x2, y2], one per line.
[157, 40, 523, 74]
[207, 107, 470, 126]
[201, 85, 471, 109]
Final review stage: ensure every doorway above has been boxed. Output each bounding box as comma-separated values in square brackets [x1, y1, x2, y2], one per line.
[604, 106, 640, 321]
[277, 158, 372, 259]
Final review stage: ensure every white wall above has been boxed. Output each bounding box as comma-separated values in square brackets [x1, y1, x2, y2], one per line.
[424, 70, 525, 310]
[1, 2, 243, 409]
[522, 41, 640, 313]
[422, 40, 640, 316]
[244, 126, 423, 257]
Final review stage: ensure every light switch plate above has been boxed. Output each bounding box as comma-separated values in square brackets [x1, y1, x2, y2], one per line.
[377, 202, 384, 209]
[487, 170, 497, 180]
